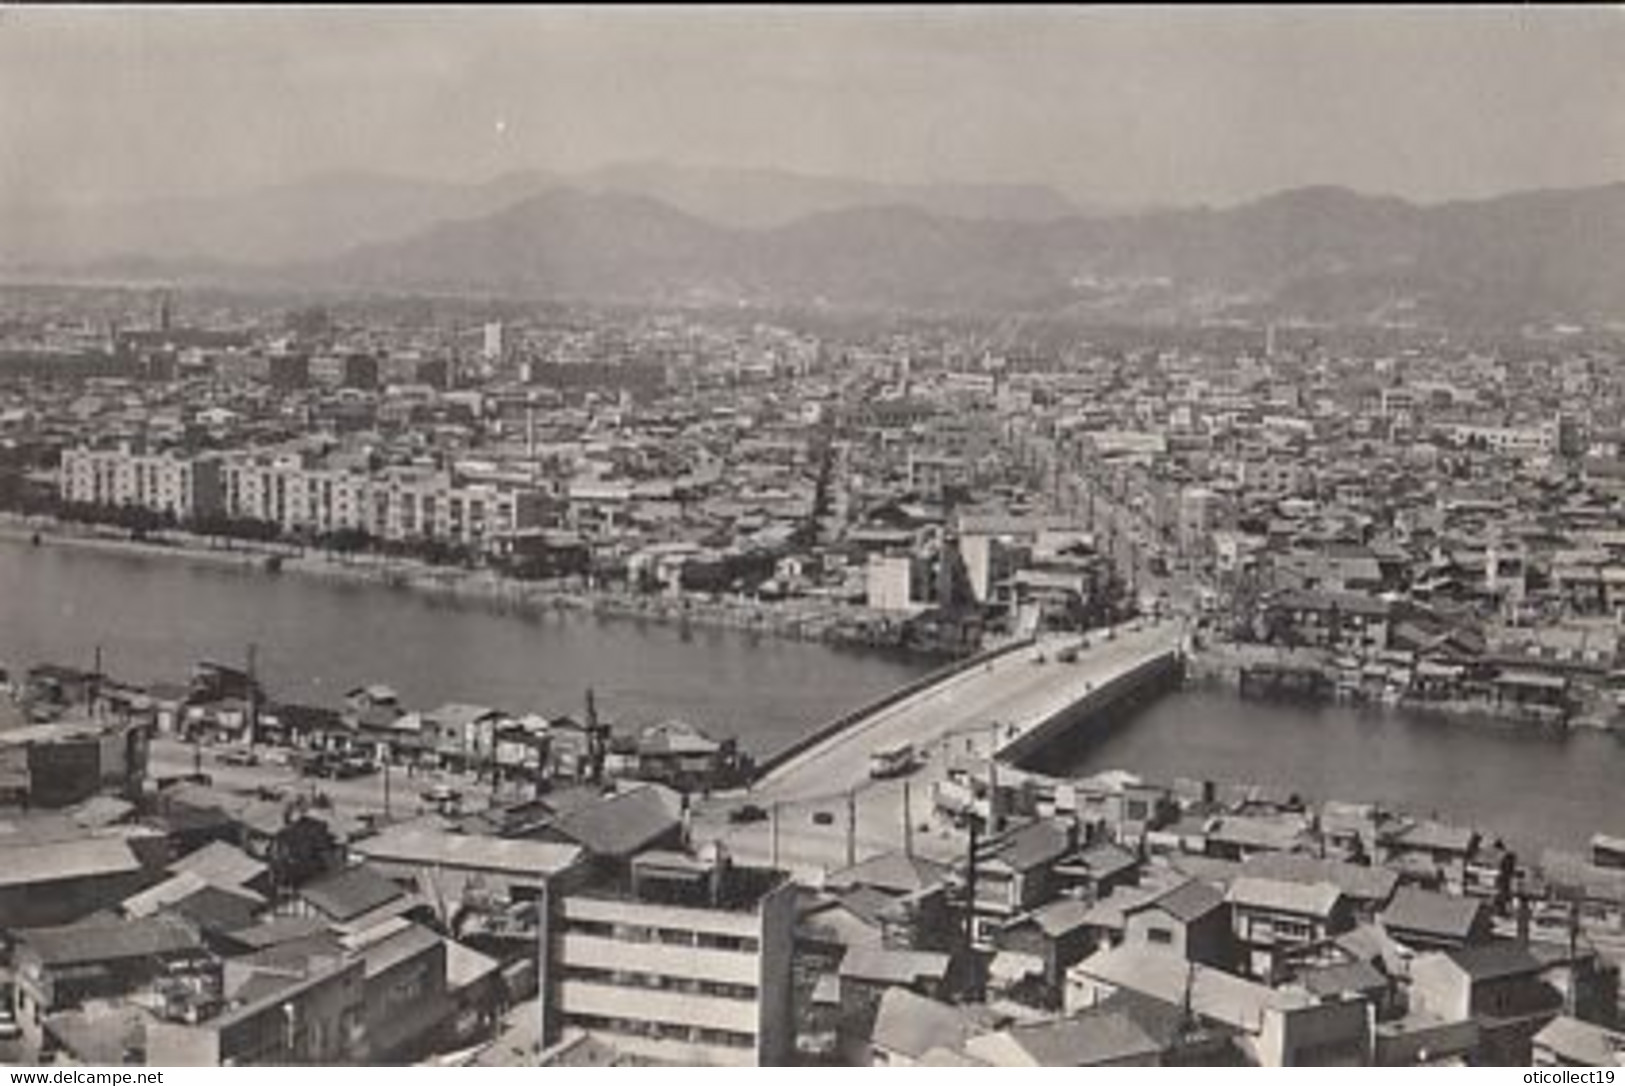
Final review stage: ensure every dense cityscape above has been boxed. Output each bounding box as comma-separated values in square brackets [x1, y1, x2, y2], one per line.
[0, 282, 1620, 1067]
[4, 4, 1624, 1073]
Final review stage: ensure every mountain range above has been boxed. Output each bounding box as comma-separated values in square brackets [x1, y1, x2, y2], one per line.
[2, 161, 1086, 267]
[7, 163, 1625, 327]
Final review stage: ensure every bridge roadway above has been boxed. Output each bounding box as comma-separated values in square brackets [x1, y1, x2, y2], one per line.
[695, 620, 1183, 878]
[753, 619, 1182, 805]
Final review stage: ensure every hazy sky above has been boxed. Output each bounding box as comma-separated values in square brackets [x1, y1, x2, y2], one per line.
[5, 5, 1625, 208]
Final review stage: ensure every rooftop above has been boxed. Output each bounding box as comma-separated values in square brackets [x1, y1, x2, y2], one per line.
[353, 824, 582, 878]
[1226, 875, 1343, 918]
[18, 912, 204, 967]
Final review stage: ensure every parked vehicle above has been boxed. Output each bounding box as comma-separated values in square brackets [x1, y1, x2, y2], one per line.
[420, 784, 463, 806]
[331, 757, 375, 780]
[728, 803, 769, 824]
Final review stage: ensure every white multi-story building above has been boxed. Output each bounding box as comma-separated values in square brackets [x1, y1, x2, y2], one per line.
[63, 444, 551, 555]
[374, 469, 550, 550]
[59, 446, 223, 522]
[1444, 422, 1556, 457]
[537, 850, 795, 1066]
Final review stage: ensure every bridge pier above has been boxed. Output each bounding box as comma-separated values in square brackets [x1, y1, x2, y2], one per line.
[998, 650, 1185, 772]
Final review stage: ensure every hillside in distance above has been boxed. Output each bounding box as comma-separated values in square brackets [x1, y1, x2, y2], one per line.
[1, 161, 1083, 267]
[302, 182, 1625, 326]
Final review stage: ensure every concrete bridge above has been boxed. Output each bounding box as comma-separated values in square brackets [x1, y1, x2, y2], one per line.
[697, 620, 1186, 878]
[751, 619, 1186, 806]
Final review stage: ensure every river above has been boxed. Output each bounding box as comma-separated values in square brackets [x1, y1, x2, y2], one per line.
[0, 539, 932, 758]
[1055, 685, 1624, 854]
[1, 539, 1620, 850]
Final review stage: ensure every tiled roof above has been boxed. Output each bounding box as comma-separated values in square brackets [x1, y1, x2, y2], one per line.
[1380, 886, 1485, 940]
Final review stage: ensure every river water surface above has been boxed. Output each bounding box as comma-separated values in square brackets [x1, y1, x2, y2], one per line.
[1, 540, 1620, 849]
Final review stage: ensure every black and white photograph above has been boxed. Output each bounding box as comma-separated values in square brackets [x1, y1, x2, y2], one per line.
[0, 4, 1623, 1070]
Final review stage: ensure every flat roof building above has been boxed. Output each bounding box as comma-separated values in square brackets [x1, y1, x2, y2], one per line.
[537, 846, 796, 1066]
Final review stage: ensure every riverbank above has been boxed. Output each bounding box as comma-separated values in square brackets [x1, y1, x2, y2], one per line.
[0, 514, 961, 661]
[1187, 638, 1623, 733]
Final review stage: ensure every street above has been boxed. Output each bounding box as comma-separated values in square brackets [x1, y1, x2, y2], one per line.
[149, 737, 502, 822]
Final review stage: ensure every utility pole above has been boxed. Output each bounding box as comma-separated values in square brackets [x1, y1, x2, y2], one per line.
[245, 642, 259, 747]
[903, 780, 913, 858]
[963, 815, 984, 1000]
[771, 802, 780, 869]
[846, 788, 857, 868]
[91, 644, 103, 717]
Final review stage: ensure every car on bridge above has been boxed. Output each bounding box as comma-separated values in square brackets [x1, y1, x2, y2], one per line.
[869, 742, 918, 779]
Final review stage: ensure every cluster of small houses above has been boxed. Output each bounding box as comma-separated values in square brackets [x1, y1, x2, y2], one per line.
[0, 659, 751, 800]
[0, 659, 768, 1066]
[1222, 544, 1625, 726]
[796, 768, 1625, 1068]
[1, 658, 1624, 1067]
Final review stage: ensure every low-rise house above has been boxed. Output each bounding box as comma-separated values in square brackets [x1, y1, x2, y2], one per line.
[539, 784, 684, 876]
[492, 714, 549, 782]
[1226, 877, 1354, 982]
[296, 863, 421, 932]
[1067, 776, 1174, 846]
[1261, 589, 1392, 655]
[1122, 878, 1232, 967]
[12, 914, 213, 1050]
[1205, 813, 1314, 861]
[1379, 886, 1493, 952]
[827, 851, 953, 899]
[997, 897, 1099, 1005]
[1053, 841, 1142, 902]
[1066, 945, 1371, 1066]
[170, 840, 272, 899]
[963, 995, 1239, 1067]
[441, 936, 504, 1051]
[1372, 1010, 1482, 1066]
[1592, 834, 1625, 870]
[1539, 848, 1625, 936]
[824, 851, 955, 951]
[967, 818, 1076, 946]
[1286, 958, 1396, 1019]
[1381, 819, 1480, 894]
[0, 713, 151, 808]
[146, 957, 366, 1066]
[352, 824, 584, 909]
[120, 871, 264, 942]
[1408, 942, 1619, 1065]
[618, 719, 743, 792]
[421, 703, 508, 770]
[1531, 1015, 1625, 1067]
[867, 987, 989, 1067]
[0, 829, 162, 928]
[342, 918, 454, 1063]
[1239, 852, 1399, 921]
[542, 714, 606, 783]
[836, 945, 956, 1064]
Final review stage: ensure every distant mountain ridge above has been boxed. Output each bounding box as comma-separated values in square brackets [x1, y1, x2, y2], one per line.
[7, 166, 1625, 326]
[297, 181, 1625, 325]
[1, 161, 1084, 266]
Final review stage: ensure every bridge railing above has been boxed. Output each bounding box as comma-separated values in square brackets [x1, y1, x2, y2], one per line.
[753, 635, 1039, 781]
[994, 647, 1182, 767]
